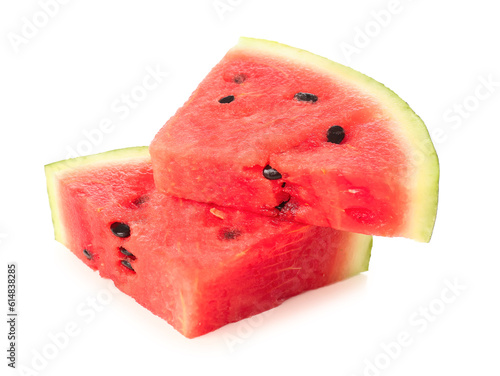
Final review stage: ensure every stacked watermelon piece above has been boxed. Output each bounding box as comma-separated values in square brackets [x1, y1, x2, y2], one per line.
[46, 38, 438, 338]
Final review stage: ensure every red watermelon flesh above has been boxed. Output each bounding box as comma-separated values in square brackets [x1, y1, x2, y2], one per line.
[150, 38, 439, 242]
[45, 147, 372, 338]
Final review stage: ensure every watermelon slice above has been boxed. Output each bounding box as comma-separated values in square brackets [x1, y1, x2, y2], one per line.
[150, 37, 439, 242]
[45, 147, 372, 338]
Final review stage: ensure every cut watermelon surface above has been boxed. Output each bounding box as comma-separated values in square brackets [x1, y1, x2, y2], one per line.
[45, 147, 372, 338]
[150, 37, 439, 242]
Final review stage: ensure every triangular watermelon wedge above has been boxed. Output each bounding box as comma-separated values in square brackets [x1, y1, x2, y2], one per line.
[150, 37, 439, 242]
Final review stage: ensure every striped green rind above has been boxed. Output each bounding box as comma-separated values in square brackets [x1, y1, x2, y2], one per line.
[234, 37, 439, 242]
[344, 234, 372, 279]
[44, 147, 150, 245]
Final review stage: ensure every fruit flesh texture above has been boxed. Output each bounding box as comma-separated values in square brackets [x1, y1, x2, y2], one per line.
[150, 38, 439, 242]
[46, 148, 372, 338]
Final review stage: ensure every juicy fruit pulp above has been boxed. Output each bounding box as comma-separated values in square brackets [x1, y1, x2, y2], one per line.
[45, 147, 372, 338]
[150, 37, 439, 242]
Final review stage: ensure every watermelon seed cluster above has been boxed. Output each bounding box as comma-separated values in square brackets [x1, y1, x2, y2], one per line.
[292, 92, 346, 144]
[217, 79, 346, 216]
[262, 165, 292, 211]
[109, 222, 137, 273]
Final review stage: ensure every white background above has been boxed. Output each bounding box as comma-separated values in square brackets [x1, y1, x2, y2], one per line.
[1, 1, 499, 375]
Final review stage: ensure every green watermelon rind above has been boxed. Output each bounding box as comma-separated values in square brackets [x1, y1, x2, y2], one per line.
[44, 147, 150, 245]
[235, 37, 439, 242]
[354, 235, 372, 276]
[327, 233, 373, 283]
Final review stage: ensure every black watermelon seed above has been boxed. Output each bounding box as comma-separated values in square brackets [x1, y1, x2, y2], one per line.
[281, 182, 286, 188]
[326, 125, 345, 144]
[119, 247, 136, 260]
[221, 228, 242, 240]
[121, 260, 135, 272]
[219, 95, 235, 104]
[233, 74, 246, 84]
[263, 165, 282, 180]
[110, 222, 130, 238]
[275, 198, 291, 211]
[83, 249, 92, 260]
[294, 92, 318, 103]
